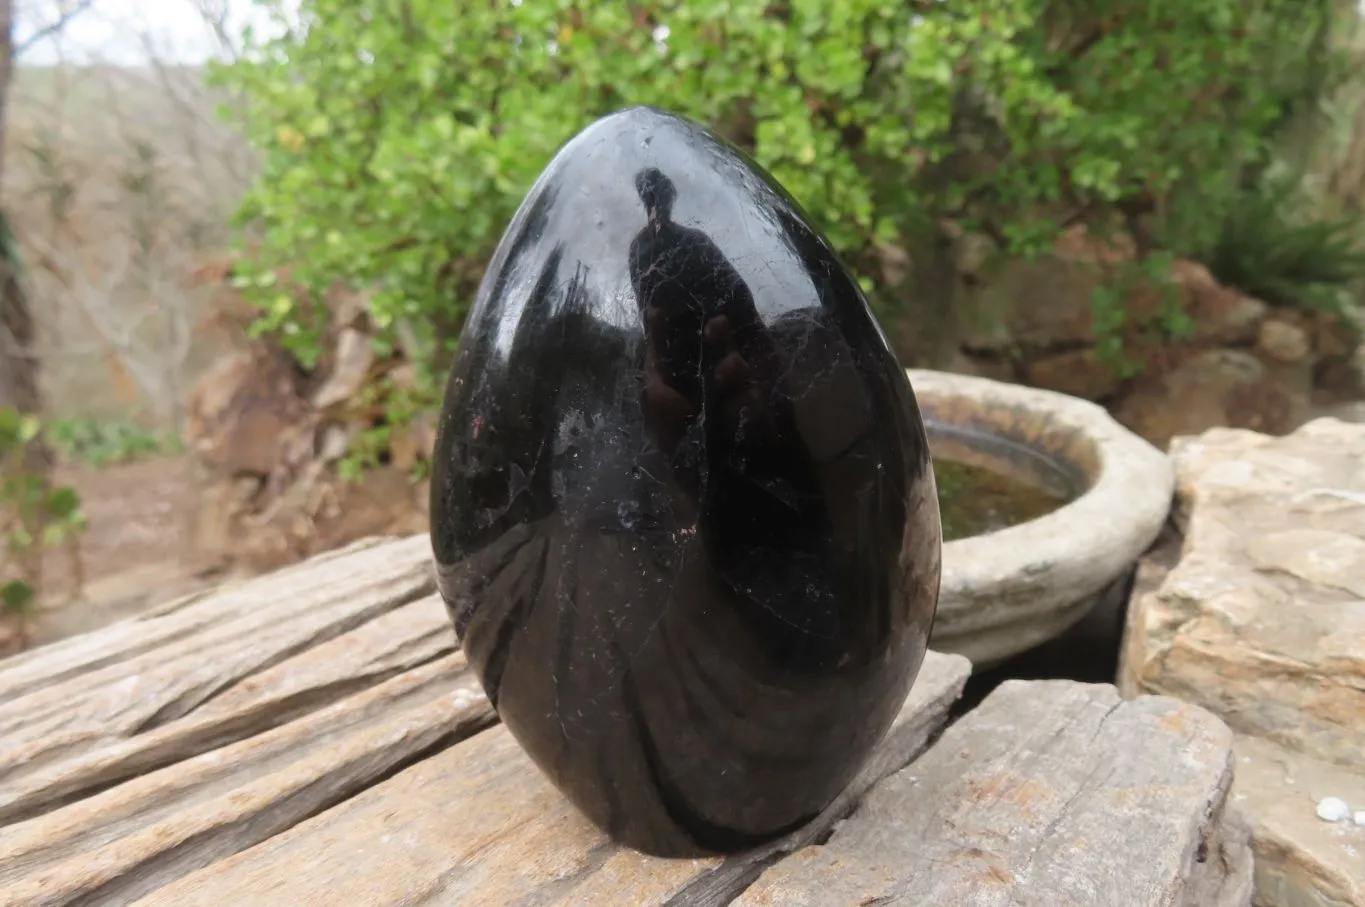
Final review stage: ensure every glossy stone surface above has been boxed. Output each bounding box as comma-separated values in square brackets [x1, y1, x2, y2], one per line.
[429, 106, 942, 857]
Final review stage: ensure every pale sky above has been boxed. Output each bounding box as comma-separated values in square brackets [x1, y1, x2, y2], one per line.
[14, 0, 1365, 67]
[15, 0, 293, 66]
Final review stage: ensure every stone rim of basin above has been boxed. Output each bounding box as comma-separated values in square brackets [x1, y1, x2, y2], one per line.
[908, 368, 1174, 669]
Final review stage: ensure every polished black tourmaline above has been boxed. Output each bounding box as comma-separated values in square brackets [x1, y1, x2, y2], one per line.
[430, 106, 942, 857]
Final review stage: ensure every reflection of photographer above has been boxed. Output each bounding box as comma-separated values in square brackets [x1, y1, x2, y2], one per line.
[627, 166, 840, 658]
[628, 168, 778, 473]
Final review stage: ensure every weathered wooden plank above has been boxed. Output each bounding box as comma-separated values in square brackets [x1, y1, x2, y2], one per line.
[733, 680, 1254, 907]
[0, 535, 435, 781]
[132, 651, 972, 907]
[0, 594, 454, 825]
[0, 654, 494, 907]
[191, 592, 452, 721]
[0, 535, 399, 700]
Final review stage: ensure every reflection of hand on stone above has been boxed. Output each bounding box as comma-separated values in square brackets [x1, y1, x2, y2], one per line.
[641, 304, 695, 455]
[704, 314, 768, 438]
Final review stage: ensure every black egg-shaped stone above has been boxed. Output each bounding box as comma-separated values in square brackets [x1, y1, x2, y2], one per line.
[430, 106, 941, 857]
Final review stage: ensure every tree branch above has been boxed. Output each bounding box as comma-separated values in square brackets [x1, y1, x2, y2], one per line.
[14, 0, 96, 57]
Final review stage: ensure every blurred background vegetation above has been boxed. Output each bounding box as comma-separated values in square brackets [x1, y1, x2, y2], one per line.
[216, 0, 1365, 375]
[4, 0, 1365, 644]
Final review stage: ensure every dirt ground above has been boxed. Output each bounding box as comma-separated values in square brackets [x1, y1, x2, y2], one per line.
[28, 455, 222, 647]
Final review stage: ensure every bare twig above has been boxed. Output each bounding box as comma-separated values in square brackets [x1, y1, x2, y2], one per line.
[191, 0, 242, 61]
[14, 0, 95, 57]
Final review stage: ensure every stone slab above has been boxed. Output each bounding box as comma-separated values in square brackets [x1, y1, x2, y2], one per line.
[1121, 418, 1365, 906]
[1233, 735, 1365, 907]
[1121, 419, 1365, 767]
[734, 680, 1253, 907]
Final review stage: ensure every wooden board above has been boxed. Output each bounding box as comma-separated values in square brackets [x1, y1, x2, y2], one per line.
[0, 654, 493, 907]
[0, 535, 403, 700]
[0, 534, 1258, 906]
[130, 652, 973, 907]
[0, 594, 453, 825]
[733, 680, 1254, 907]
[0, 535, 434, 786]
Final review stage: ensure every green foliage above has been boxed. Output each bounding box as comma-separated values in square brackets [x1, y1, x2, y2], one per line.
[1086, 249, 1197, 375]
[0, 409, 86, 626]
[1190, 166, 1365, 320]
[47, 415, 181, 468]
[212, 0, 1337, 408]
[336, 370, 441, 482]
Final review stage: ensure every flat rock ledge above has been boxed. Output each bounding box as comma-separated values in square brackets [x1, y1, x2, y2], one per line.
[0, 534, 1250, 905]
[1121, 417, 1365, 907]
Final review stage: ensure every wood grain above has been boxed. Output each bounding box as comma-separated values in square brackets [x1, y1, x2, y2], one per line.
[732, 680, 1254, 907]
[0, 535, 435, 784]
[131, 651, 973, 907]
[0, 593, 454, 826]
[0, 530, 1256, 907]
[0, 536, 396, 700]
[0, 653, 493, 907]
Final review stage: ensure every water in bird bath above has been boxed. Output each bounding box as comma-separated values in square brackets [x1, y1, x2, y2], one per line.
[927, 423, 1080, 542]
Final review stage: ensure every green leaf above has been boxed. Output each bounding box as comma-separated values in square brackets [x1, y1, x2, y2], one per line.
[17, 415, 40, 444]
[1, 580, 34, 614]
[0, 407, 22, 444]
[43, 487, 81, 520]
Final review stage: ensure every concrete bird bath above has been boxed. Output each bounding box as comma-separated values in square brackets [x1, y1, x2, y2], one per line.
[912, 369, 1173, 670]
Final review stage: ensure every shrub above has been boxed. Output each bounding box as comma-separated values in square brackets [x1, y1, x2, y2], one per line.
[212, 0, 1337, 408]
[1194, 165, 1365, 320]
[47, 415, 180, 468]
[0, 410, 85, 634]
